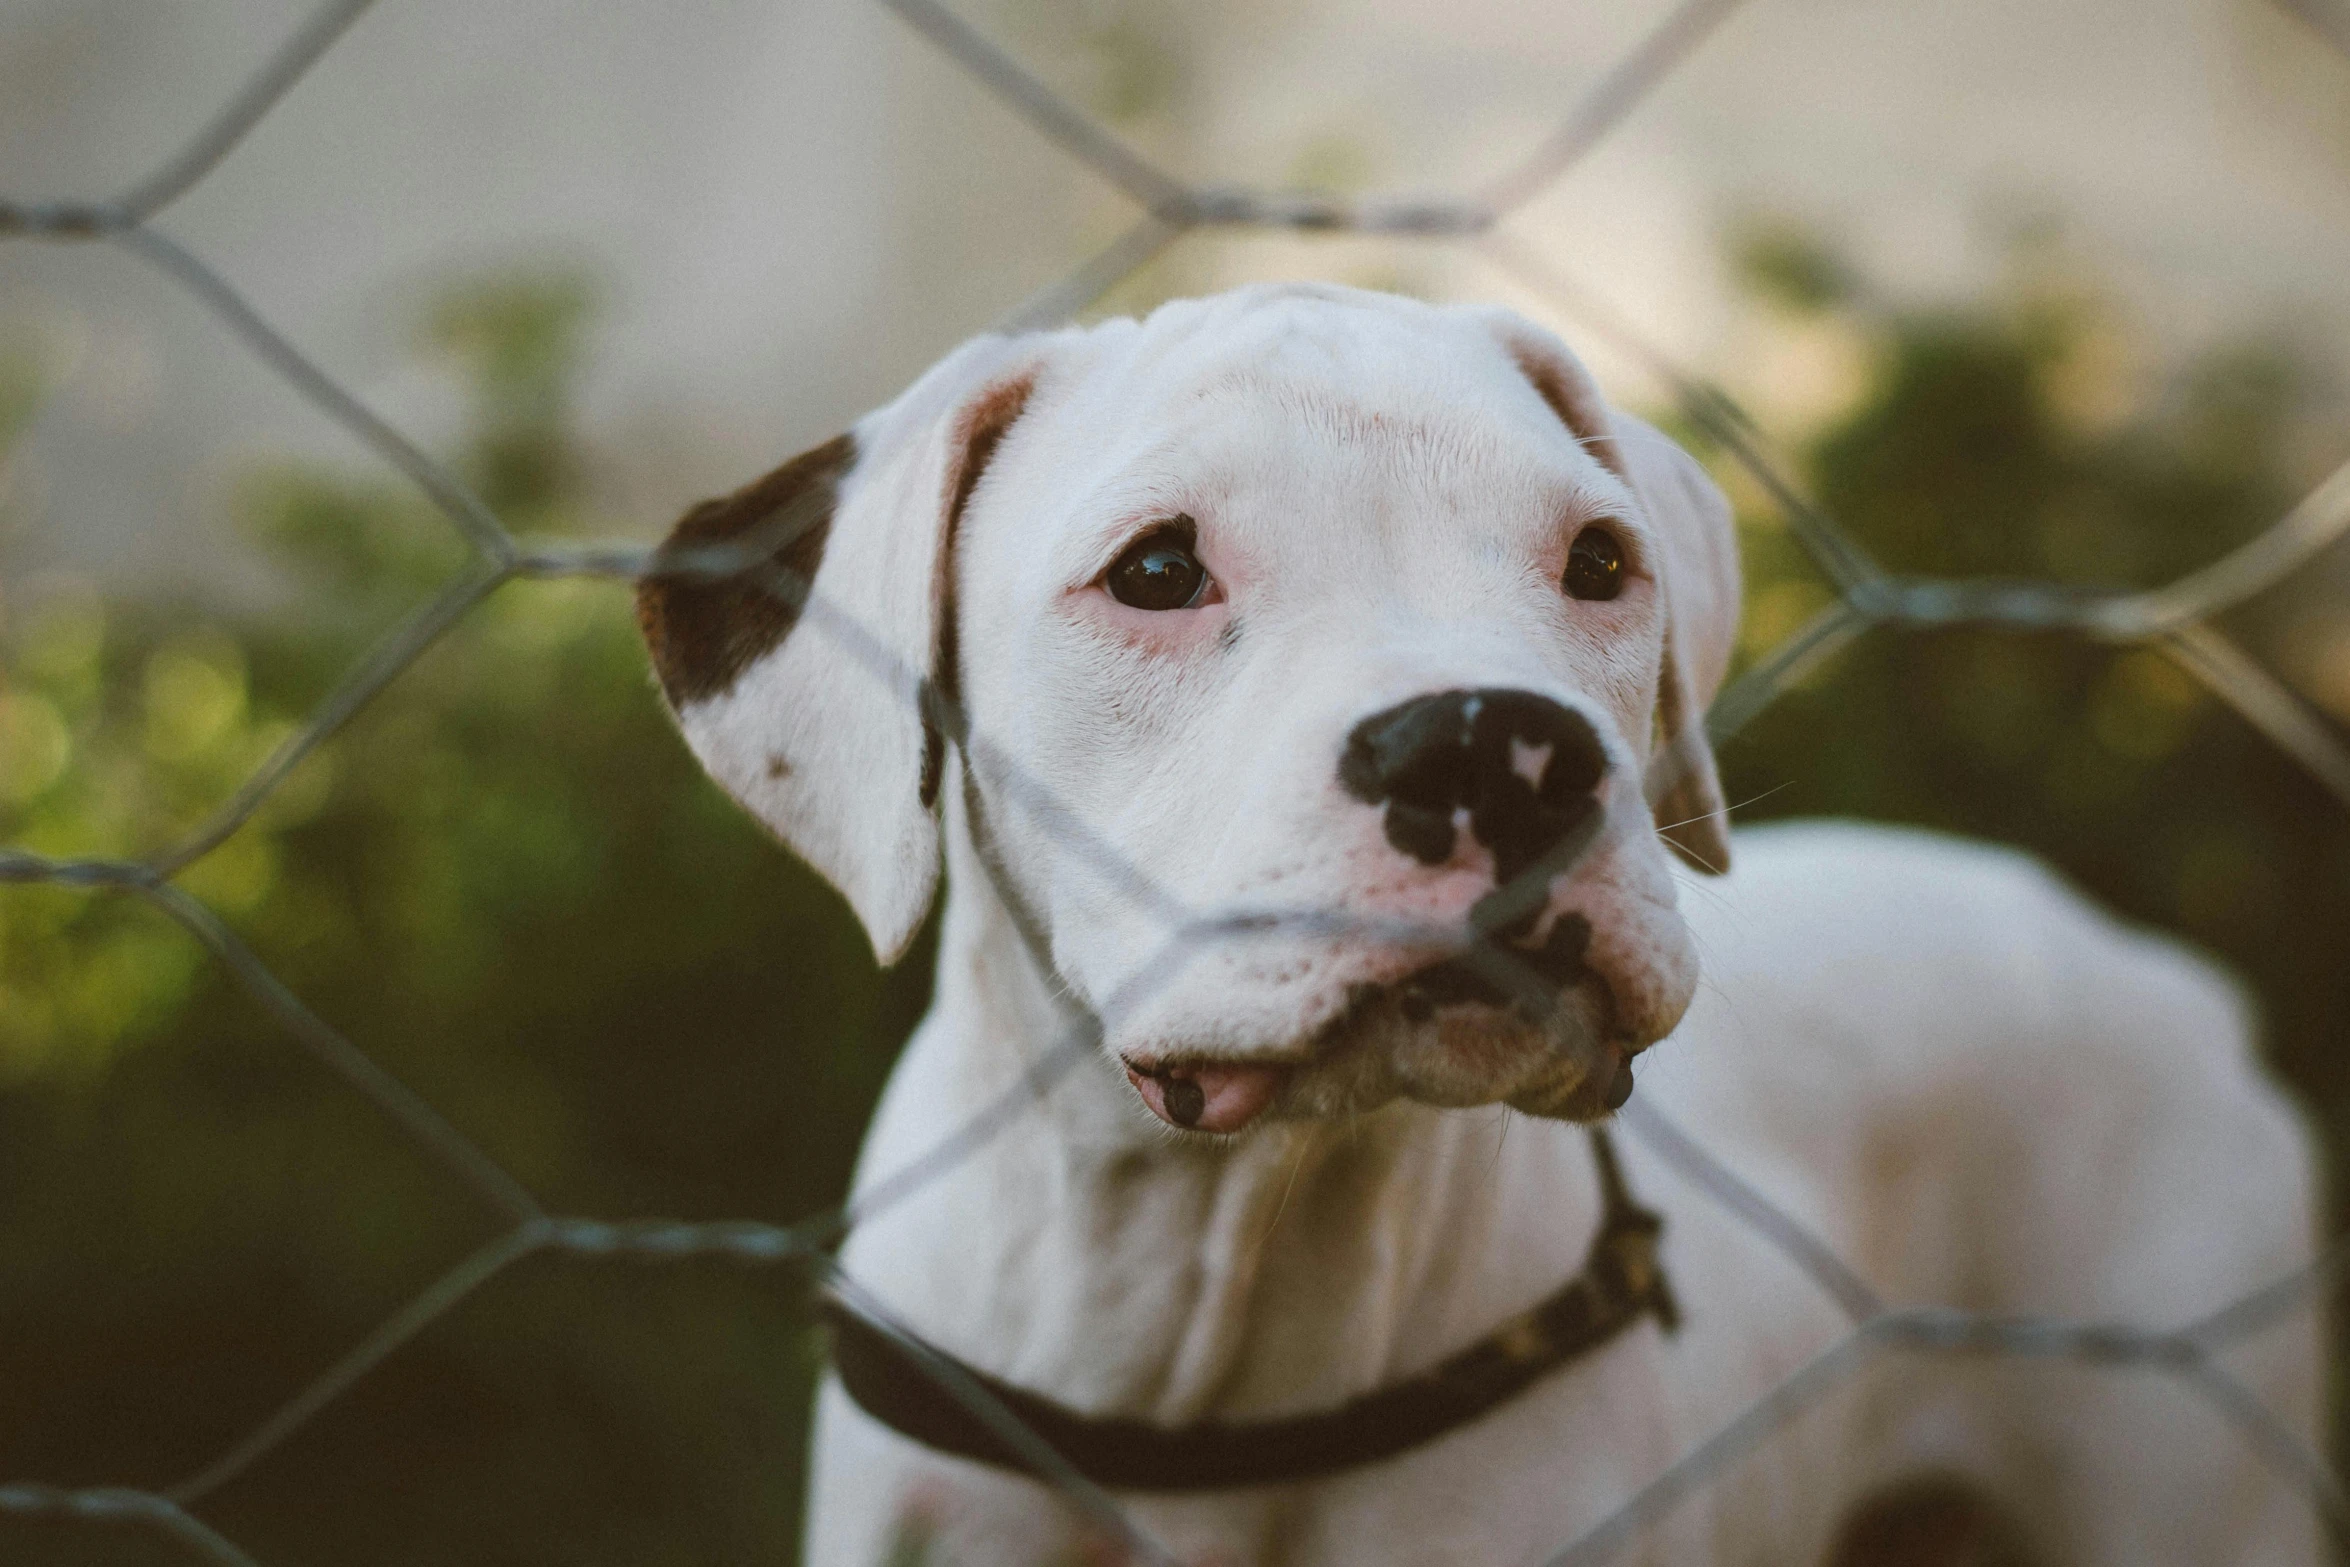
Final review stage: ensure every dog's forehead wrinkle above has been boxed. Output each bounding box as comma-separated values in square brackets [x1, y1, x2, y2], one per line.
[1199, 368, 1454, 451]
[1049, 292, 1623, 475]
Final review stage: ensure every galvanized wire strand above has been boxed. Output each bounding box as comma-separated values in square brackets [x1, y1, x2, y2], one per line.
[539, 519, 1204, 935]
[8, 1213, 831, 1565]
[1540, 1323, 1887, 1567]
[0, 845, 540, 1222]
[1614, 1097, 1884, 1323]
[167, 1225, 550, 1506]
[1703, 599, 1874, 746]
[133, 876, 546, 1222]
[7, 0, 2350, 1555]
[941, 0, 1758, 338]
[0, 1484, 262, 1567]
[1477, 237, 2350, 815]
[2187, 1233, 2350, 1351]
[833, 1016, 1103, 1244]
[2159, 623, 2350, 812]
[2106, 455, 2350, 637]
[0, 0, 371, 241]
[0, 848, 152, 889]
[2172, 1358, 2350, 1536]
[830, 883, 1627, 1241]
[875, 0, 1195, 218]
[2272, 0, 2350, 59]
[1475, 230, 1885, 594]
[1540, 1300, 2349, 1566]
[116, 224, 516, 561]
[113, 0, 380, 223]
[992, 213, 1189, 333]
[154, 562, 508, 875]
[824, 1266, 1186, 1567]
[165, 1213, 840, 1515]
[1182, 187, 1490, 235]
[1480, 0, 1753, 215]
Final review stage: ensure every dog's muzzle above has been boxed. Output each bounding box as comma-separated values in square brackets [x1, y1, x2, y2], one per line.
[1122, 690, 1634, 1135]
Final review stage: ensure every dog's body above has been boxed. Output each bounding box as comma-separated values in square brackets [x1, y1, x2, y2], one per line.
[637, 285, 2321, 1565]
[809, 821, 2317, 1566]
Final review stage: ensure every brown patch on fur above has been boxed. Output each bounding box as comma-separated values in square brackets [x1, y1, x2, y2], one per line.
[1826, 1474, 2040, 1567]
[1505, 340, 1628, 483]
[925, 373, 1036, 807]
[635, 432, 856, 708]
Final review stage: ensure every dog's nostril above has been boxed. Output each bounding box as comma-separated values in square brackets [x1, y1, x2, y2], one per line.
[1341, 688, 1607, 878]
[1381, 803, 1458, 865]
[1340, 705, 1467, 814]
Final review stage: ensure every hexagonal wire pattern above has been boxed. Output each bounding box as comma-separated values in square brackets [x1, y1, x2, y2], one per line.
[4, 1, 2350, 1562]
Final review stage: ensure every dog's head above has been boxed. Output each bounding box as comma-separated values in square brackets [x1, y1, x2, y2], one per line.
[639, 284, 1738, 1135]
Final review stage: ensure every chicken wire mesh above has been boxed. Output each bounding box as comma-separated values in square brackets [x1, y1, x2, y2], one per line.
[3, 0, 2350, 1562]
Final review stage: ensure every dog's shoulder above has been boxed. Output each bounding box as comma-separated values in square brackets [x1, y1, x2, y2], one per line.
[1688, 818, 2116, 974]
[1651, 819, 2315, 1346]
[1674, 819, 2279, 1105]
[1697, 818, 2215, 987]
[1711, 816, 2082, 913]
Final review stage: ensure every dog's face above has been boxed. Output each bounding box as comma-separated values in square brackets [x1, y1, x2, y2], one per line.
[639, 285, 1739, 1137]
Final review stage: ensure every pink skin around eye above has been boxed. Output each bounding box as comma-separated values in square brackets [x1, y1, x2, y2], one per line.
[1085, 588, 1228, 655]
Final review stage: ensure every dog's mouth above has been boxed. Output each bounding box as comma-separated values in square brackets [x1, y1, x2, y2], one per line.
[1122, 913, 1636, 1134]
[1123, 1058, 1291, 1134]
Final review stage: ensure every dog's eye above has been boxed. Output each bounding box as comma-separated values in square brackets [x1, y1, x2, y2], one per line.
[1106, 524, 1209, 611]
[1564, 525, 1625, 603]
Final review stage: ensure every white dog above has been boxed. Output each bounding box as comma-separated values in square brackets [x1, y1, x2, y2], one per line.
[636, 284, 2321, 1566]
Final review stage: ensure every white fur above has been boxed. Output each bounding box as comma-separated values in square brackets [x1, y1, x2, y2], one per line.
[653, 285, 2322, 1565]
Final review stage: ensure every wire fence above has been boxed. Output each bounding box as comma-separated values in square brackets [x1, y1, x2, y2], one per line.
[4, 0, 2350, 1562]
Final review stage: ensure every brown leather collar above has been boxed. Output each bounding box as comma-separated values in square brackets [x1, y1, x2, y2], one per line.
[824, 1126, 1677, 1493]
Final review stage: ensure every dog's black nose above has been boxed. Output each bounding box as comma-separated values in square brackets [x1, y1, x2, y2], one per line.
[1340, 689, 1606, 884]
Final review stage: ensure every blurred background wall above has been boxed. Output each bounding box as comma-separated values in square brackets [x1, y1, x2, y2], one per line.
[5, 2, 2350, 1562]
[7, 0, 2350, 594]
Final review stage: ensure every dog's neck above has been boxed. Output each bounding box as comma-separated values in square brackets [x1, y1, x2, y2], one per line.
[834, 787, 1608, 1425]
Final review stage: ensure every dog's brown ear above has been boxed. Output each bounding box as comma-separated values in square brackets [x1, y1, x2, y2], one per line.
[1482, 317, 1741, 874]
[637, 335, 1048, 962]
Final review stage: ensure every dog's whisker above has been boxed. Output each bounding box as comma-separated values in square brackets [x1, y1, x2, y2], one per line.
[1661, 838, 1726, 876]
[1256, 1126, 1318, 1260]
[1652, 778, 1794, 837]
[1484, 1104, 1514, 1195]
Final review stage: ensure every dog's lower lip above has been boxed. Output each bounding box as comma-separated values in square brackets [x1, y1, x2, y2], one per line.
[1123, 1058, 1289, 1133]
[1604, 1054, 1636, 1111]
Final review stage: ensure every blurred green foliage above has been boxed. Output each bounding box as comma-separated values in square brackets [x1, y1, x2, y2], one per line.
[1, 276, 926, 1564]
[1715, 228, 2350, 1139]
[0, 242, 2345, 1564]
